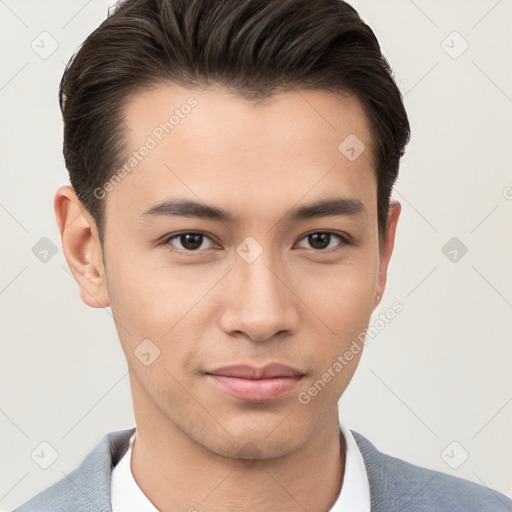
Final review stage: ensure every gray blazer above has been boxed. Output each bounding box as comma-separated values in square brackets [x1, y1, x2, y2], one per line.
[12, 427, 512, 511]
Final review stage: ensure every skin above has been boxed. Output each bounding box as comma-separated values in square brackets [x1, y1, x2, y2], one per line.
[55, 84, 400, 512]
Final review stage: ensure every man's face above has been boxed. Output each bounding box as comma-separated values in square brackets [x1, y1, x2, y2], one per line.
[90, 84, 397, 458]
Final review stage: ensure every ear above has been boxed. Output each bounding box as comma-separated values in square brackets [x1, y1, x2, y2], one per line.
[54, 185, 110, 308]
[374, 200, 401, 308]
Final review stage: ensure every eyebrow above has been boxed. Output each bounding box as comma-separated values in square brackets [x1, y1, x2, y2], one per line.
[139, 196, 367, 224]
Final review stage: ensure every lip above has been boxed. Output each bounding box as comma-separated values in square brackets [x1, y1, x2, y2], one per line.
[207, 363, 304, 379]
[205, 363, 304, 402]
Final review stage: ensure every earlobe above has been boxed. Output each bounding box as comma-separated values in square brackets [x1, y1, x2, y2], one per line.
[54, 185, 110, 308]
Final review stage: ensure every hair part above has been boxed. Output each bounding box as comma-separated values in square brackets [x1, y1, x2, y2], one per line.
[59, 0, 410, 249]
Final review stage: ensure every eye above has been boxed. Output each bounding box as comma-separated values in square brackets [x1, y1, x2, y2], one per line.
[162, 232, 219, 252]
[295, 231, 349, 251]
[161, 230, 350, 254]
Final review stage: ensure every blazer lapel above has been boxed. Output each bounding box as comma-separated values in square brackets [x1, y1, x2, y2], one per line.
[61, 427, 135, 512]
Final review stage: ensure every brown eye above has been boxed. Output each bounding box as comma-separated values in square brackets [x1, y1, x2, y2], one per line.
[296, 231, 348, 251]
[164, 232, 217, 252]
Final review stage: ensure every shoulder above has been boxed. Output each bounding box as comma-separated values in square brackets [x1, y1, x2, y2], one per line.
[11, 428, 135, 512]
[351, 430, 512, 512]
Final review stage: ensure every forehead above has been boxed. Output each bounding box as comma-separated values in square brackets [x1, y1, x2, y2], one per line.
[108, 84, 376, 226]
[122, 83, 373, 159]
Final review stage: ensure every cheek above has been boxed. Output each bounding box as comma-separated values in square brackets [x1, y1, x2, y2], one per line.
[103, 252, 176, 358]
[298, 251, 378, 371]
[105, 248, 192, 324]
[104, 251, 218, 369]
[298, 250, 378, 322]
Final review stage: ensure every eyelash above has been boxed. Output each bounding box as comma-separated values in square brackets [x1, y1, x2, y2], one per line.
[161, 230, 351, 254]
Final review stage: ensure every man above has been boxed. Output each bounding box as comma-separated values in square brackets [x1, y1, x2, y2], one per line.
[13, 0, 512, 511]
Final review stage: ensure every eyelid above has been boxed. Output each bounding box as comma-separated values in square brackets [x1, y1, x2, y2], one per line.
[300, 229, 351, 242]
[161, 231, 221, 252]
[294, 230, 351, 250]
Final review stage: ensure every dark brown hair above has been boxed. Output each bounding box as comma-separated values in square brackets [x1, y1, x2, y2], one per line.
[59, 0, 410, 247]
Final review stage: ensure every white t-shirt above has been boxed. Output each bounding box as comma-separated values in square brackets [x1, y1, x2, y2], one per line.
[111, 423, 371, 511]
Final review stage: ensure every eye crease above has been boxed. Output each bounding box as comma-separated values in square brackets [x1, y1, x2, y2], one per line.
[162, 231, 351, 253]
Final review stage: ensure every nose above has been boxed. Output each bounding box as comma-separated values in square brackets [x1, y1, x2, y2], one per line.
[218, 250, 300, 343]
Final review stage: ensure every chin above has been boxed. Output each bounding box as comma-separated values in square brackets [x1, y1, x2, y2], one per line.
[189, 413, 316, 461]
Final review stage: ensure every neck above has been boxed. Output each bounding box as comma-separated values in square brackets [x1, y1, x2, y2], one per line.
[129, 377, 345, 512]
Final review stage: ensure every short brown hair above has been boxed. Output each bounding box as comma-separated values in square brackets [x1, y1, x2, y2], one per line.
[59, 0, 410, 247]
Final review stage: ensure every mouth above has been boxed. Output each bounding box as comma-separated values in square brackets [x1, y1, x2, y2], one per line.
[205, 363, 305, 402]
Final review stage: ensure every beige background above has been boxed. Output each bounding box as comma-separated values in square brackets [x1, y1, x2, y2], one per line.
[1, 0, 511, 509]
